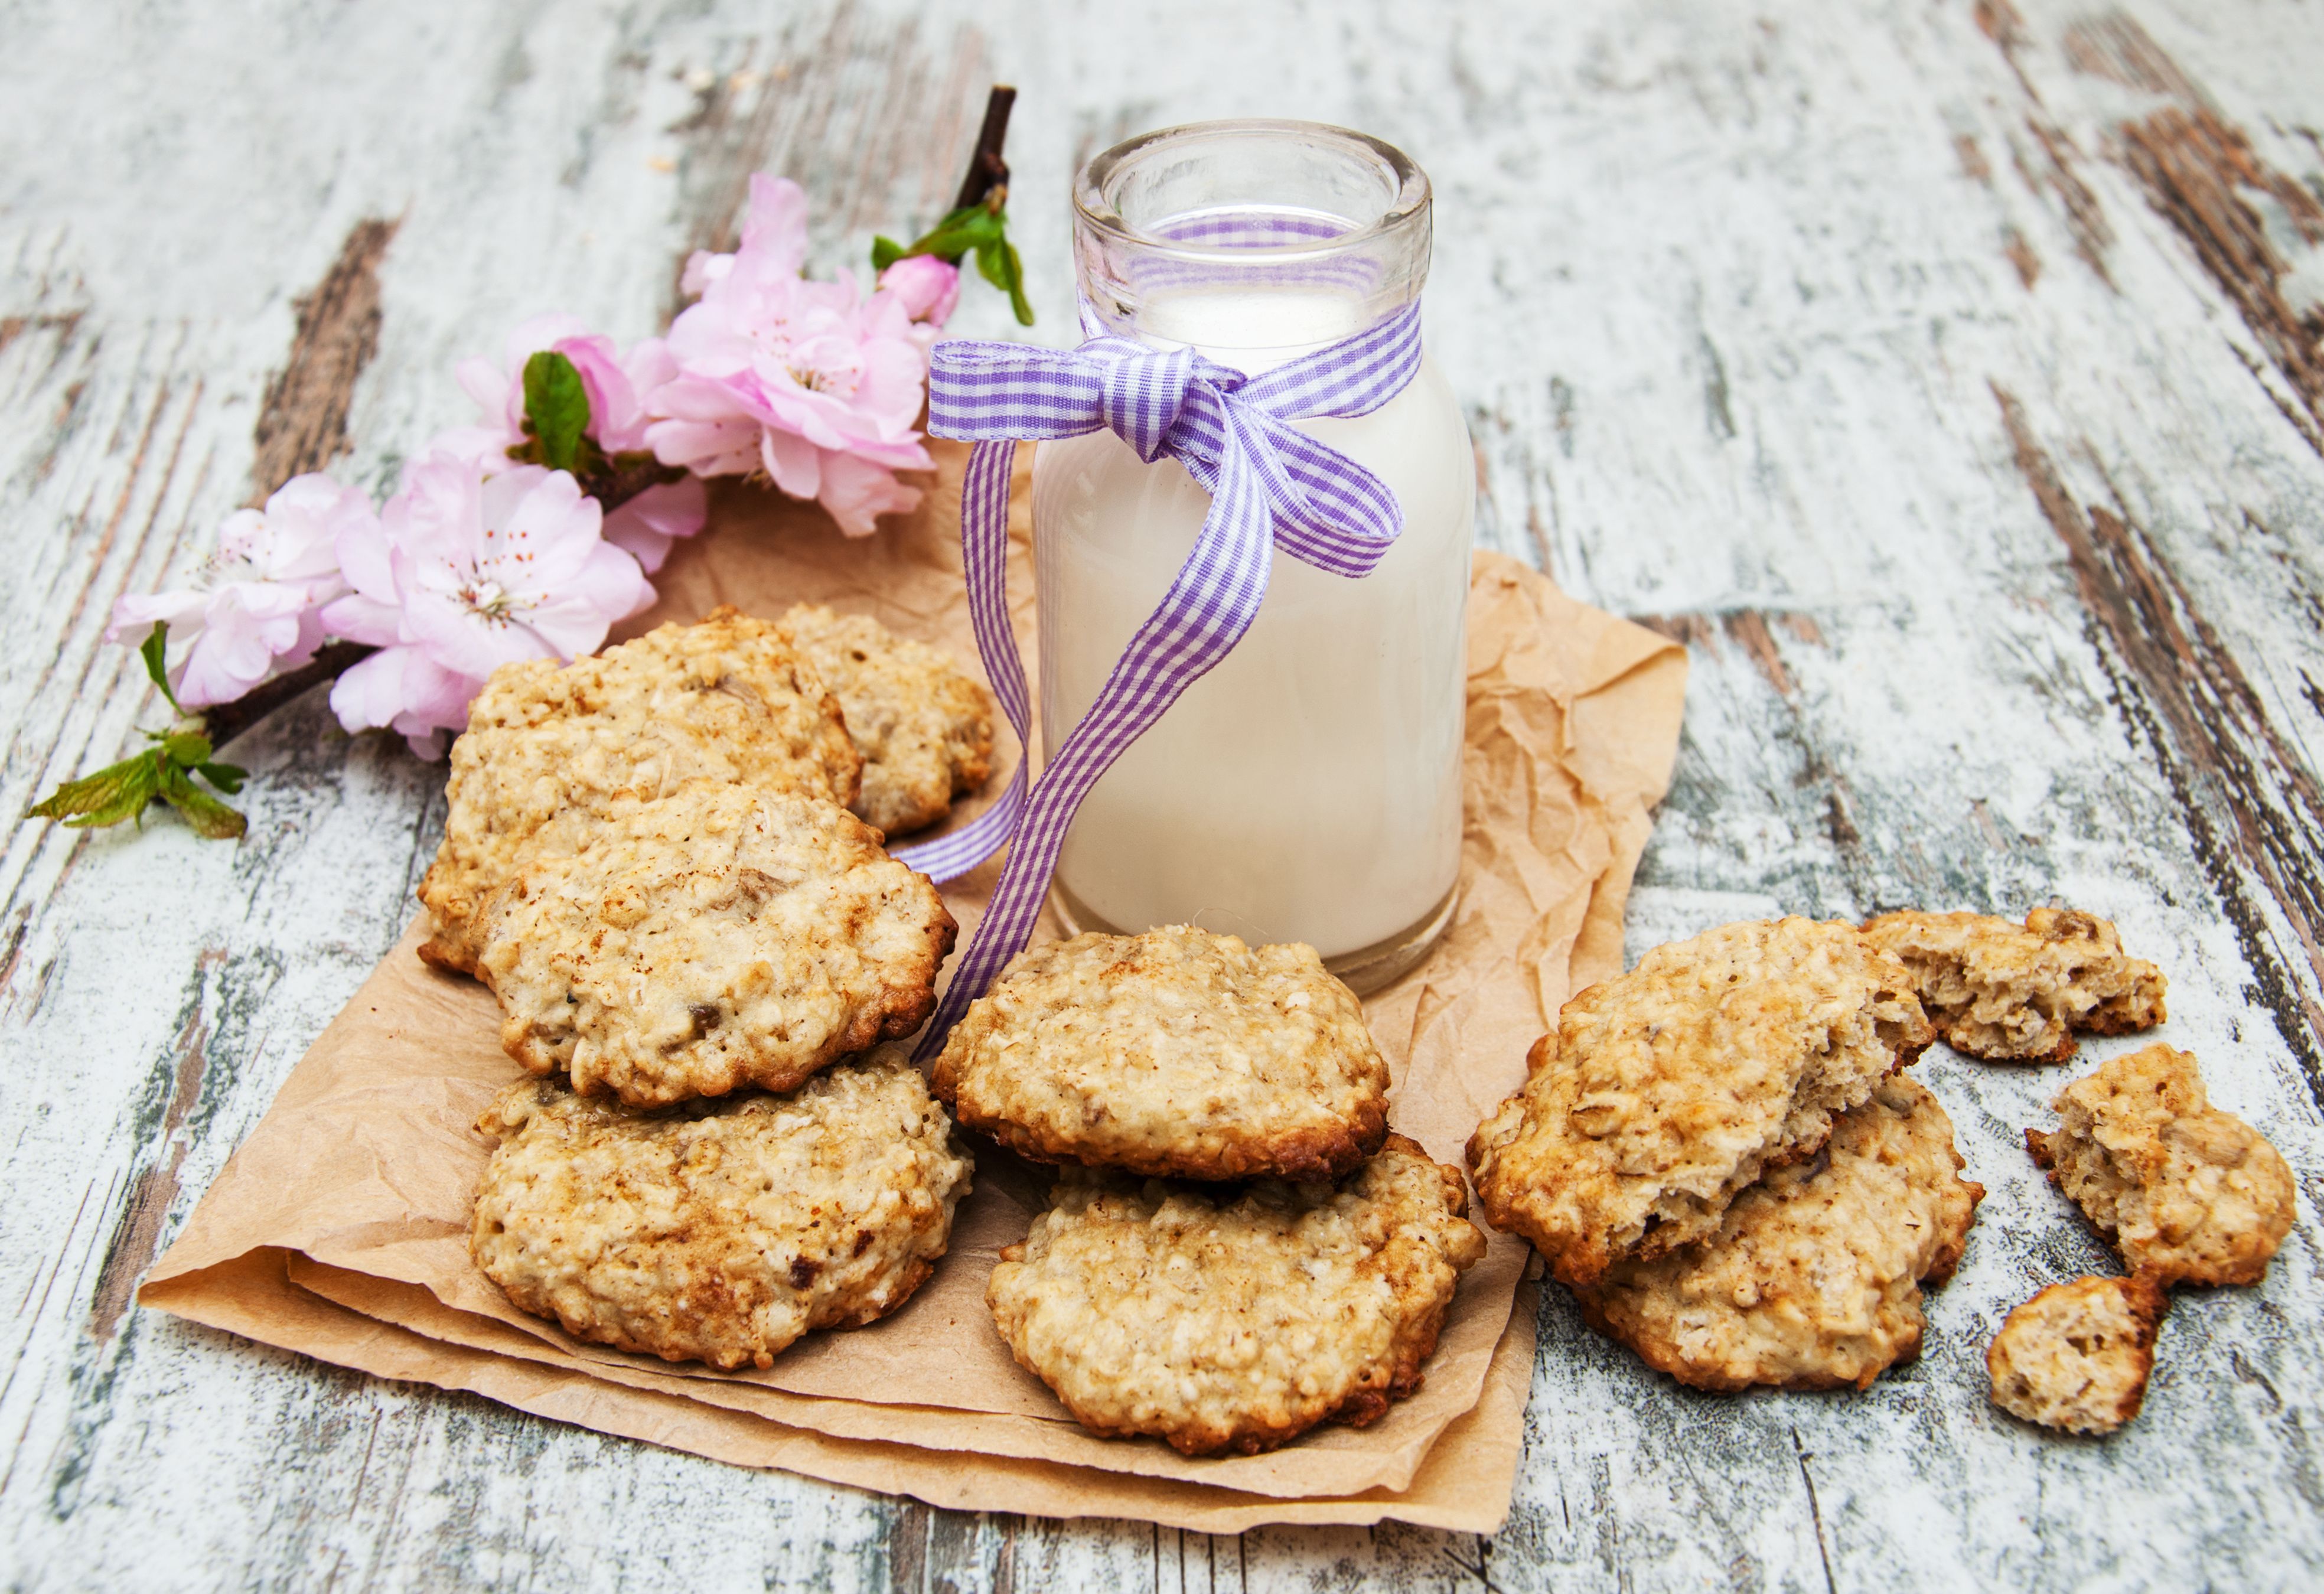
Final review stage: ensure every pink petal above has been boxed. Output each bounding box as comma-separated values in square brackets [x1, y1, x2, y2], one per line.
[579, 540, 657, 623]
[168, 581, 318, 705]
[650, 373, 765, 425]
[390, 454, 490, 569]
[647, 416, 761, 477]
[393, 656, 488, 739]
[603, 527, 669, 575]
[738, 174, 810, 275]
[175, 627, 281, 708]
[486, 470, 602, 595]
[107, 589, 207, 646]
[679, 249, 729, 298]
[335, 496, 401, 605]
[556, 335, 647, 452]
[331, 645, 482, 756]
[317, 592, 402, 648]
[602, 478, 708, 575]
[400, 589, 556, 681]
[455, 355, 510, 420]
[760, 427, 823, 500]
[279, 607, 329, 672]
[815, 448, 922, 537]
[425, 424, 518, 474]
[624, 337, 679, 400]
[329, 647, 413, 732]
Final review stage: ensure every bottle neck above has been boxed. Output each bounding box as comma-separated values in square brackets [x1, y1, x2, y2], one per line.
[1104, 283, 1406, 375]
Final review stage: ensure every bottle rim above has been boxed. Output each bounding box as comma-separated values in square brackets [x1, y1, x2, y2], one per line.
[1072, 118, 1430, 264]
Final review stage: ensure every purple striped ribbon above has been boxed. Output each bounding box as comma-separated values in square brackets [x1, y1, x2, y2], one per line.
[892, 303, 1423, 1055]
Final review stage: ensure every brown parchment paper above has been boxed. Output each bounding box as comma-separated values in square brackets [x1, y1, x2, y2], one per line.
[140, 441, 1687, 1531]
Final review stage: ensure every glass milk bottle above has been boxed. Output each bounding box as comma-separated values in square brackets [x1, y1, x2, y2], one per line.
[1032, 120, 1472, 992]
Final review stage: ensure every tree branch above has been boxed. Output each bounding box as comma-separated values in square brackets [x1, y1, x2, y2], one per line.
[954, 86, 1018, 210]
[201, 642, 377, 751]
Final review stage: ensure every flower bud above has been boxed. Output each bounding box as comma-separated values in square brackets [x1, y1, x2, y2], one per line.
[878, 254, 961, 327]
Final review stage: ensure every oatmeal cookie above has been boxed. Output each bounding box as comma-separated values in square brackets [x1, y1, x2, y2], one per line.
[1572, 1075, 1983, 1391]
[777, 603, 996, 837]
[419, 607, 861, 973]
[471, 1050, 973, 1370]
[986, 1135, 1486, 1456]
[477, 780, 954, 1107]
[2026, 1042, 2295, 1287]
[932, 926, 1391, 1182]
[1986, 1274, 2167, 1435]
[1859, 907, 2165, 1063]
[1467, 918, 1933, 1287]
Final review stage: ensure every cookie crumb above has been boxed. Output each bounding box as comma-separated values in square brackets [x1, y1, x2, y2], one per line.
[1987, 1274, 2167, 1435]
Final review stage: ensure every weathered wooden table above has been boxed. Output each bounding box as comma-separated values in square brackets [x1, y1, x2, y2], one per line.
[5, 0, 2320, 1586]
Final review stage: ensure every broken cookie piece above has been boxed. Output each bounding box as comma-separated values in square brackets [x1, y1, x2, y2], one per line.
[2026, 1042, 2295, 1287]
[1987, 1274, 2167, 1435]
[1468, 917, 1934, 1288]
[1860, 907, 2165, 1063]
[1573, 1075, 1984, 1391]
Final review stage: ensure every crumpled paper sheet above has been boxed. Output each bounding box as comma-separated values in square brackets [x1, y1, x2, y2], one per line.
[141, 442, 1686, 1533]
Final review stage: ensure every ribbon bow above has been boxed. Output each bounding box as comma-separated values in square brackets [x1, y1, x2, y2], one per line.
[893, 303, 1423, 1053]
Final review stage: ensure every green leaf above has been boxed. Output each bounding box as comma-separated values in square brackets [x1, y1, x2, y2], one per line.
[197, 761, 247, 796]
[897, 204, 1004, 266]
[973, 237, 1009, 292]
[159, 762, 247, 840]
[1003, 240, 1034, 326]
[139, 622, 186, 718]
[161, 731, 214, 769]
[521, 350, 592, 474]
[24, 742, 248, 840]
[74, 786, 164, 829]
[24, 751, 162, 829]
[973, 234, 1035, 324]
[871, 234, 907, 272]
[970, 234, 1035, 326]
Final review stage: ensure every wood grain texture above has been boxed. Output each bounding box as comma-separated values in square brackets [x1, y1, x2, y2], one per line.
[2, 0, 2321, 1589]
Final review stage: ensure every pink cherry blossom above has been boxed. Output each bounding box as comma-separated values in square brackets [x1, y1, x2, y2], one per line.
[106, 473, 371, 708]
[436, 314, 678, 468]
[878, 254, 961, 330]
[322, 454, 653, 757]
[431, 318, 709, 569]
[646, 174, 934, 537]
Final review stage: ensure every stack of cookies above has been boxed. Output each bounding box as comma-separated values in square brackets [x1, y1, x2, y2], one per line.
[934, 925, 1489, 1456]
[1467, 918, 1986, 1391]
[432, 605, 999, 1369]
